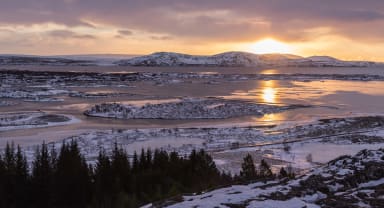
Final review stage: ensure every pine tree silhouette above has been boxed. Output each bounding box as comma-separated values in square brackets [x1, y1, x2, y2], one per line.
[279, 167, 288, 178]
[14, 145, 29, 207]
[259, 159, 273, 179]
[31, 142, 55, 208]
[240, 154, 258, 181]
[0, 141, 289, 207]
[54, 140, 91, 208]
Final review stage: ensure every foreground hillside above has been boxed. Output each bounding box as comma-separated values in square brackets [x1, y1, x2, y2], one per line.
[163, 149, 384, 208]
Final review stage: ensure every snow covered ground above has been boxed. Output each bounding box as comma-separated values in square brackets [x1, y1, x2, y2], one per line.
[164, 149, 384, 208]
[0, 100, 14, 106]
[0, 112, 79, 131]
[84, 98, 310, 119]
[13, 115, 383, 176]
[0, 87, 68, 100]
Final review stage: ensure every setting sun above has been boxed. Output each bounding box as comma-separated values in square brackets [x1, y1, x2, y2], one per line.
[250, 38, 294, 54]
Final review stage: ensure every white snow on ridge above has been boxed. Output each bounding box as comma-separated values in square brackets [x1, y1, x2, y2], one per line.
[116, 51, 377, 67]
[0, 52, 378, 67]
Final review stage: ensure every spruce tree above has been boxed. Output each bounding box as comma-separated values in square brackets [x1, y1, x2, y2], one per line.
[4, 142, 16, 172]
[3, 142, 16, 207]
[93, 148, 113, 207]
[240, 154, 257, 182]
[54, 140, 91, 208]
[132, 151, 139, 172]
[14, 145, 29, 207]
[0, 154, 5, 208]
[15, 145, 28, 179]
[111, 143, 131, 200]
[146, 148, 153, 168]
[31, 142, 55, 208]
[279, 167, 288, 178]
[259, 159, 273, 179]
[139, 148, 147, 170]
[185, 149, 221, 192]
[0, 142, 239, 207]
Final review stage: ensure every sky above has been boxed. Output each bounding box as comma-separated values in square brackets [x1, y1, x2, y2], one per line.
[0, 0, 384, 61]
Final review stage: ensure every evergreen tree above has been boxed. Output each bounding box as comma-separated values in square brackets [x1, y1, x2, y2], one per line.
[0, 142, 240, 208]
[4, 142, 16, 172]
[15, 145, 28, 179]
[279, 167, 288, 178]
[139, 148, 147, 170]
[0, 143, 30, 208]
[198, 149, 220, 186]
[285, 165, 296, 179]
[240, 154, 258, 182]
[259, 159, 273, 178]
[111, 143, 131, 203]
[146, 148, 153, 168]
[14, 145, 29, 207]
[2, 142, 17, 207]
[0, 154, 5, 208]
[220, 171, 233, 185]
[185, 149, 221, 192]
[111, 143, 130, 175]
[54, 140, 91, 208]
[31, 142, 55, 208]
[50, 144, 58, 170]
[168, 151, 181, 179]
[132, 151, 139, 172]
[93, 148, 113, 208]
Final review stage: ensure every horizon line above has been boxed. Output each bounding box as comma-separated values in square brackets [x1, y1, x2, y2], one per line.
[0, 51, 379, 62]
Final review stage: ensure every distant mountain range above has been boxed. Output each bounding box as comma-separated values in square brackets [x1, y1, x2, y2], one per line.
[0, 52, 378, 67]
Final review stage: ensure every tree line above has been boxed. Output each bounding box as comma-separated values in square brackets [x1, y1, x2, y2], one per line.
[0, 141, 294, 208]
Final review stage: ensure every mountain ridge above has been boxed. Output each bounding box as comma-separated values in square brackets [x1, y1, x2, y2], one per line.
[0, 51, 379, 67]
[116, 51, 376, 67]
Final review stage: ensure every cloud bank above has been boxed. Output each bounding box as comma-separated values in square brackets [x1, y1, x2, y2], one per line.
[0, 0, 383, 60]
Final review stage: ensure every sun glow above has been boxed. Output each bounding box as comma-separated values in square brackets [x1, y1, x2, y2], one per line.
[250, 38, 293, 54]
[261, 80, 278, 103]
[262, 88, 276, 103]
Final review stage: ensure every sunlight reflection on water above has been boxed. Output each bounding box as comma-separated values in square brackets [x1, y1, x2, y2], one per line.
[262, 87, 276, 103]
[261, 80, 278, 104]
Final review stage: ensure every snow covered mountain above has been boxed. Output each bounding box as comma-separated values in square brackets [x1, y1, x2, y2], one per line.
[0, 52, 377, 67]
[116, 52, 376, 67]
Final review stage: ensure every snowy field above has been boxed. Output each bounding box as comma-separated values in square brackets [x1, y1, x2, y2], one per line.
[11, 115, 384, 176]
[84, 98, 310, 119]
[165, 149, 384, 207]
[0, 112, 78, 131]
